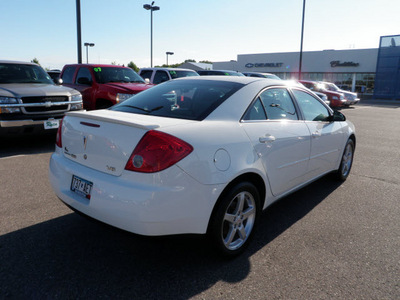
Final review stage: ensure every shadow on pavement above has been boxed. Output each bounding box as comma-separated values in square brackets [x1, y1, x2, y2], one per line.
[0, 132, 56, 158]
[0, 176, 341, 299]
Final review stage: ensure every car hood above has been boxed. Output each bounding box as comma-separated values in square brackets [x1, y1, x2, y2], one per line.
[0, 83, 79, 98]
[102, 82, 153, 93]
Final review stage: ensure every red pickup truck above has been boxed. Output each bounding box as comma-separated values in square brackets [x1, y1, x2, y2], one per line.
[60, 64, 153, 110]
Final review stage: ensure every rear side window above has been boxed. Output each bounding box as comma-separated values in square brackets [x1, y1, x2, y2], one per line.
[111, 79, 243, 121]
[259, 88, 298, 120]
[61, 66, 76, 84]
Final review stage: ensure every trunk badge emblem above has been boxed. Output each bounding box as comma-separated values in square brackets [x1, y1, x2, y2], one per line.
[83, 136, 88, 150]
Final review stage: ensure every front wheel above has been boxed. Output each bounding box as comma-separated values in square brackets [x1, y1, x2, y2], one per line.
[335, 139, 355, 181]
[208, 182, 260, 257]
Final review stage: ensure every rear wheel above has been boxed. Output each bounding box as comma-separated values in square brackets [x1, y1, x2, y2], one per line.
[335, 139, 355, 181]
[209, 182, 260, 257]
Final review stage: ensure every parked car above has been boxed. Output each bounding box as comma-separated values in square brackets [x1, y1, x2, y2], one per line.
[293, 80, 330, 106]
[138, 67, 199, 84]
[60, 64, 153, 110]
[197, 70, 245, 76]
[49, 76, 355, 257]
[319, 81, 360, 106]
[0, 60, 83, 135]
[47, 69, 61, 83]
[242, 72, 281, 80]
[299, 80, 346, 108]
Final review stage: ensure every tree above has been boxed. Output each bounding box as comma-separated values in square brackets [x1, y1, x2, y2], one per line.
[31, 58, 40, 65]
[184, 59, 196, 63]
[127, 61, 139, 73]
[199, 60, 213, 64]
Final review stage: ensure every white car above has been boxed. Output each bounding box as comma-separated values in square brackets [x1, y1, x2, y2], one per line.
[49, 76, 355, 256]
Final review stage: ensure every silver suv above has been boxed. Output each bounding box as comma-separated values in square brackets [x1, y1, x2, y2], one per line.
[138, 67, 199, 84]
[0, 60, 83, 135]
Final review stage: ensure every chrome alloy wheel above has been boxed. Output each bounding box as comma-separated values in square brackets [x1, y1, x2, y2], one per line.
[340, 142, 354, 177]
[221, 191, 256, 251]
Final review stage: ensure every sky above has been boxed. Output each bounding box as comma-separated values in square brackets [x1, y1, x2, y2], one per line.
[1, 0, 399, 70]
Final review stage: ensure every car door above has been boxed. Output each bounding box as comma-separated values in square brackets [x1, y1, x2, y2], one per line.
[73, 67, 95, 109]
[291, 88, 345, 180]
[241, 87, 311, 197]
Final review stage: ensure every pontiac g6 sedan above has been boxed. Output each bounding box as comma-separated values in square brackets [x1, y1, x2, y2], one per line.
[49, 76, 355, 256]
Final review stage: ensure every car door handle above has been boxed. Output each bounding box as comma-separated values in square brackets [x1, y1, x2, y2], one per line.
[259, 135, 276, 143]
[312, 131, 322, 138]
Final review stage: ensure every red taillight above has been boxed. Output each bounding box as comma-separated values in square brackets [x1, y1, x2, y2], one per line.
[125, 130, 193, 173]
[55, 118, 64, 148]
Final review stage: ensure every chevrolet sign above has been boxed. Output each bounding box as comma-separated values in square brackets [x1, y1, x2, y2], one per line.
[245, 62, 284, 68]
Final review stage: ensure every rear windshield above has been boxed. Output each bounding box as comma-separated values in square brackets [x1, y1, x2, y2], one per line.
[0, 63, 53, 84]
[92, 67, 145, 84]
[169, 70, 199, 79]
[111, 79, 244, 121]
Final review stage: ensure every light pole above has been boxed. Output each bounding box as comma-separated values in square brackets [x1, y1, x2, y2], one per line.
[166, 52, 174, 66]
[143, 2, 160, 67]
[298, 0, 306, 80]
[84, 42, 95, 64]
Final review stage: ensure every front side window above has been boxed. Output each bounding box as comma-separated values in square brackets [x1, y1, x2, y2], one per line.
[153, 71, 169, 84]
[111, 79, 243, 121]
[61, 66, 76, 84]
[259, 88, 298, 120]
[75, 67, 92, 84]
[292, 89, 330, 121]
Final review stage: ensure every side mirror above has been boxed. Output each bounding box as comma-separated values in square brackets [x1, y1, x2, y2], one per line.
[77, 77, 92, 85]
[144, 78, 151, 84]
[330, 110, 346, 122]
[55, 78, 63, 85]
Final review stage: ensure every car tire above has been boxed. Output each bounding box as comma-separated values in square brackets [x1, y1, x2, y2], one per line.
[335, 139, 355, 181]
[208, 182, 260, 257]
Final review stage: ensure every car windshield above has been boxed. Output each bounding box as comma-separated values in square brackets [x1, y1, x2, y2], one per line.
[168, 70, 199, 79]
[0, 63, 53, 84]
[92, 67, 145, 84]
[325, 83, 340, 92]
[264, 74, 281, 80]
[111, 79, 244, 121]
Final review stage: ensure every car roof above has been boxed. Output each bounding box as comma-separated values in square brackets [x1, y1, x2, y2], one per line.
[63, 64, 131, 68]
[172, 75, 287, 86]
[0, 60, 38, 66]
[140, 67, 196, 72]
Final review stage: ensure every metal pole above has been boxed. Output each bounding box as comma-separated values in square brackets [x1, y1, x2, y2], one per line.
[166, 53, 168, 66]
[150, 9, 153, 67]
[86, 45, 89, 64]
[76, 0, 82, 64]
[299, 0, 306, 80]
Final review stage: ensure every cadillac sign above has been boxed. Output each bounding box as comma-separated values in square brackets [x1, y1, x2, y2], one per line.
[245, 62, 284, 68]
[330, 60, 359, 67]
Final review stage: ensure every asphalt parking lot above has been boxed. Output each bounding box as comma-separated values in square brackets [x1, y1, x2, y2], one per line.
[0, 102, 399, 299]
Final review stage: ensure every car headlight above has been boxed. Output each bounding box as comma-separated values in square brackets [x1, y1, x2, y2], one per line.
[0, 96, 18, 104]
[116, 93, 134, 103]
[0, 97, 21, 113]
[70, 94, 83, 110]
[71, 94, 82, 102]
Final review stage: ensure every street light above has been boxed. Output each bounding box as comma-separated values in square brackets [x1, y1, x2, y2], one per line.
[298, 0, 306, 80]
[143, 1, 160, 67]
[166, 52, 174, 66]
[84, 42, 95, 64]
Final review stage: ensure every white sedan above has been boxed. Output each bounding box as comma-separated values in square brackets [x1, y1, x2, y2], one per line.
[49, 76, 355, 256]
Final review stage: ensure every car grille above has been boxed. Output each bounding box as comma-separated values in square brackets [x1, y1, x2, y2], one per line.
[21, 96, 69, 113]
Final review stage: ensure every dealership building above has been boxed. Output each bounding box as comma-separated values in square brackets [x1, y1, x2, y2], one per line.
[212, 35, 400, 99]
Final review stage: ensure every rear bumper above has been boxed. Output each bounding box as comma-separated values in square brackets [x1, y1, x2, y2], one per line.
[49, 148, 223, 236]
[345, 98, 360, 105]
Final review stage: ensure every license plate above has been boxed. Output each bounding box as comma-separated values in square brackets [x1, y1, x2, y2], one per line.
[44, 119, 59, 130]
[71, 175, 93, 199]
